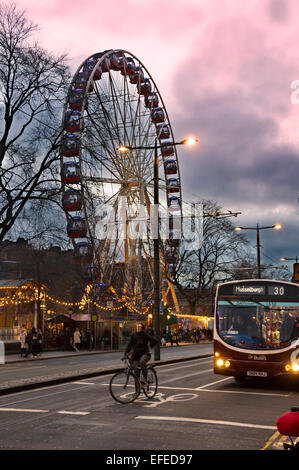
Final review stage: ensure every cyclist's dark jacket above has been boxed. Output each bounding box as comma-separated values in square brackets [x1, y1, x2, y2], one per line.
[125, 331, 158, 361]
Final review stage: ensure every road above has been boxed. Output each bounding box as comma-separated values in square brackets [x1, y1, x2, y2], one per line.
[0, 344, 212, 392]
[0, 352, 298, 452]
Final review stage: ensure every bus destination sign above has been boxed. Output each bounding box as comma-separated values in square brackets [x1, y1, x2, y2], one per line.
[233, 285, 265, 295]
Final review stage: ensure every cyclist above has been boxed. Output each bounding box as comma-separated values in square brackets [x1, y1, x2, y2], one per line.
[123, 323, 158, 384]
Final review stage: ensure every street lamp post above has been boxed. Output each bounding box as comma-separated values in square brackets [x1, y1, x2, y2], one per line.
[153, 138, 160, 360]
[119, 137, 198, 360]
[235, 223, 282, 279]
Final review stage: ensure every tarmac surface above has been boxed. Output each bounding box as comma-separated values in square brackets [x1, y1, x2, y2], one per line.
[0, 342, 213, 395]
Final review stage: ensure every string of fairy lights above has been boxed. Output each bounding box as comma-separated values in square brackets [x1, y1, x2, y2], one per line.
[0, 284, 209, 321]
[0, 285, 166, 316]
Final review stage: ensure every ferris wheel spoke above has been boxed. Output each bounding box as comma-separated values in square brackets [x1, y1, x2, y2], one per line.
[92, 80, 123, 144]
[83, 123, 127, 179]
[85, 106, 124, 176]
[86, 114, 140, 183]
[81, 145, 122, 184]
[123, 72, 139, 149]
[107, 70, 132, 148]
[114, 75, 142, 178]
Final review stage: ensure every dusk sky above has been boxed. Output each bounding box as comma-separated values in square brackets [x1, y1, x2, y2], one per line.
[13, 0, 299, 268]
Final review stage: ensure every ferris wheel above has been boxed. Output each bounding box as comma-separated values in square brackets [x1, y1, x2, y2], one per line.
[60, 49, 182, 313]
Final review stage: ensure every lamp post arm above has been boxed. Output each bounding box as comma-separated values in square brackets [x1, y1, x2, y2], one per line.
[120, 141, 189, 151]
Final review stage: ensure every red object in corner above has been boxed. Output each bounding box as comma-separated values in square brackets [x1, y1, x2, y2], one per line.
[277, 412, 299, 436]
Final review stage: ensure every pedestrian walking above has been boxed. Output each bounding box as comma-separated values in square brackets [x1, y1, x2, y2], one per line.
[73, 328, 81, 352]
[24, 328, 33, 358]
[195, 327, 201, 344]
[31, 328, 39, 357]
[172, 330, 179, 346]
[82, 329, 88, 349]
[20, 325, 27, 358]
[63, 328, 72, 351]
[37, 329, 43, 356]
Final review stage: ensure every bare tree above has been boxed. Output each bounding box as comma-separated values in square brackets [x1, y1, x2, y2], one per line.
[227, 254, 291, 281]
[169, 200, 249, 314]
[0, 2, 70, 243]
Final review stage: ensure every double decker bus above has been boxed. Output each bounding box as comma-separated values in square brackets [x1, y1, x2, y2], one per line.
[214, 279, 299, 381]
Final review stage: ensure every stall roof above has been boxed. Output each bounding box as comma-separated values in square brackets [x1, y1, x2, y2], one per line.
[0, 279, 34, 288]
[0, 279, 47, 290]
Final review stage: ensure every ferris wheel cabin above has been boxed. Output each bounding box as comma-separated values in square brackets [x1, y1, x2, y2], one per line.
[67, 217, 87, 238]
[60, 135, 79, 157]
[166, 178, 180, 193]
[156, 123, 170, 140]
[64, 110, 82, 132]
[145, 92, 159, 108]
[129, 66, 144, 84]
[151, 107, 165, 123]
[74, 242, 93, 264]
[62, 189, 82, 212]
[137, 78, 152, 95]
[61, 162, 80, 184]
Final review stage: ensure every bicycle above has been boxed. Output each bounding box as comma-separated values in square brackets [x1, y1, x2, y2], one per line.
[277, 407, 299, 450]
[109, 356, 158, 404]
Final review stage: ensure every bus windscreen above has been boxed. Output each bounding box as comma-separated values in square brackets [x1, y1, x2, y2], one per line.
[216, 300, 299, 350]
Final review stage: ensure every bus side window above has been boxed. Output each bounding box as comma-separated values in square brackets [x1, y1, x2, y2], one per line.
[292, 318, 299, 339]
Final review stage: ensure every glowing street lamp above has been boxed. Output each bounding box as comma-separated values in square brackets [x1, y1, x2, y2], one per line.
[235, 223, 282, 279]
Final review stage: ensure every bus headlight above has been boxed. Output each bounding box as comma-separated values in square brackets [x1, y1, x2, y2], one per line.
[285, 363, 299, 372]
[224, 360, 231, 368]
[216, 359, 224, 367]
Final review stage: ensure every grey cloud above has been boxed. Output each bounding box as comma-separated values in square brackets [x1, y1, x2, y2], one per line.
[170, 83, 299, 262]
[173, 89, 299, 205]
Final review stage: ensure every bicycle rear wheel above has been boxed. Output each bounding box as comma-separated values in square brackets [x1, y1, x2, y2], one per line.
[143, 367, 158, 399]
[109, 371, 140, 404]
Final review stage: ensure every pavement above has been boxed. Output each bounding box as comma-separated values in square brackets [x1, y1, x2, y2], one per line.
[0, 342, 213, 395]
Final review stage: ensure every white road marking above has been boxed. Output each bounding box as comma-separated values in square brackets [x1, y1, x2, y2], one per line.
[148, 385, 198, 391]
[0, 384, 94, 407]
[195, 377, 289, 396]
[200, 388, 289, 397]
[0, 407, 49, 413]
[160, 369, 213, 385]
[158, 359, 212, 371]
[196, 377, 232, 389]
[136, 415, 277, 430]
[72, 381, 95, 385]
[0, 407, 90, 415]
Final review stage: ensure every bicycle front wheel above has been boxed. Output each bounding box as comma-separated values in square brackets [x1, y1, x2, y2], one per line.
[109, 371, 140, 404]
[143, 367, 158, 399]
